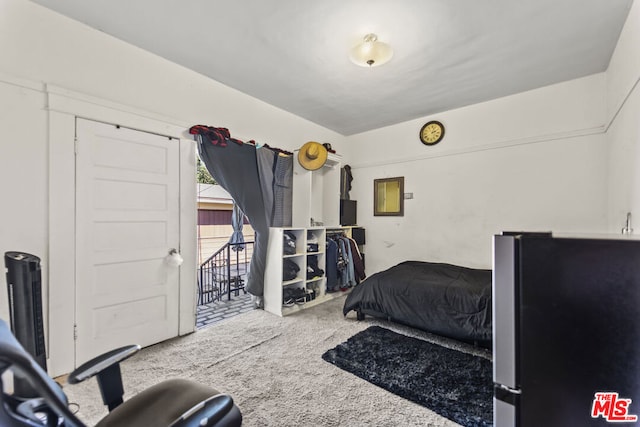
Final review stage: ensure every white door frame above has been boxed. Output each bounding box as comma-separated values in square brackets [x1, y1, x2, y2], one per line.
[47, 84, 197, 377]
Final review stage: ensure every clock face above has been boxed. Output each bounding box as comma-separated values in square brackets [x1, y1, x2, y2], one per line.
[420, 121, 445, 145]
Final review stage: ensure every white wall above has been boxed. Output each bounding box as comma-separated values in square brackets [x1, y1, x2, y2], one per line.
[0, 80, 49, 319]
[0, 0, 345, 150]
[345, 74, 609, 272]
[606, 0, 640, 233]
[0, 0, 345, 374]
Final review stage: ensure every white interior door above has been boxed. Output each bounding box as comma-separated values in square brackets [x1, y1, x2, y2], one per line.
[75, 118, 180, 364]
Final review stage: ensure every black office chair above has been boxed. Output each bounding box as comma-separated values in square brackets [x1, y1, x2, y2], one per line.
[0, 319, 242, 427]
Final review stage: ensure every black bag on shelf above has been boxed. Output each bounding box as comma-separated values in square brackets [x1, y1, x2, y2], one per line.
[283, 231, 297, 255]
[283, 258, 300, 281]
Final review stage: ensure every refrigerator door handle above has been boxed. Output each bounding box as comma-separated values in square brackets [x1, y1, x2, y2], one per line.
[496, 383, 522, 395]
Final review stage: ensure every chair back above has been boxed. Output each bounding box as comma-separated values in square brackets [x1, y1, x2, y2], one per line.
[0, 318, 86, 427]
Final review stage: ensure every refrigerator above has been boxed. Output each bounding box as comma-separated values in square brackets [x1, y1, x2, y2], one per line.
[493, 232, 640, 426]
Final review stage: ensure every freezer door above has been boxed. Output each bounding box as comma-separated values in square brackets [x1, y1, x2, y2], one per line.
[493, 235, 518, 389]
[518, 237, 640, 426]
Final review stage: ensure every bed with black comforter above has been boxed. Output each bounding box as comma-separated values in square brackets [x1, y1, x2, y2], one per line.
[343, 261, 492, 345]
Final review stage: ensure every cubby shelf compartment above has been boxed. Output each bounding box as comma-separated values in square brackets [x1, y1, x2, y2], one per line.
[291, 152, 342, 228]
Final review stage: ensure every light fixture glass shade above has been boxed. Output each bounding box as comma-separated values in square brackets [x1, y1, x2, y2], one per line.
[349, 33, 393, 67]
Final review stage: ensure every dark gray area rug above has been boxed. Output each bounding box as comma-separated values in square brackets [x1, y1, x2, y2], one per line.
[322, 325, 492, 427]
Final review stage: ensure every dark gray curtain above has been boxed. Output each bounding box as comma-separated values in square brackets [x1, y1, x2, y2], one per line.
[192, 127, 269, 297]
[191, 126, 294, 297]
[272, 154, 293, 227]
[256, 147, 276, 226]
[256, 147, 293, 227]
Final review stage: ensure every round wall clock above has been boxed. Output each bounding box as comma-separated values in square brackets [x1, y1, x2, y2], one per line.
[419, 120, 445, 145]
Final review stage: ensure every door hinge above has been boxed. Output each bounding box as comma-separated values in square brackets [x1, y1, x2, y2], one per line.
[73, 324, 77, 341]
[74, 137, 79, 155]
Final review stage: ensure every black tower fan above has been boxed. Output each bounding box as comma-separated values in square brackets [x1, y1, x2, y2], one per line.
[4, 251, 47, 395]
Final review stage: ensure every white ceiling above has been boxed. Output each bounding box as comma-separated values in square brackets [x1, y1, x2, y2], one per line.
[30, 0, 633, 135]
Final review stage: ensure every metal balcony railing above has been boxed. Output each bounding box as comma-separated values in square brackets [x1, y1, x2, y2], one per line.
[197, 241, 254, 305]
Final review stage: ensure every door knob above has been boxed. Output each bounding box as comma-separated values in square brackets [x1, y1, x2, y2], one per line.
[165, 248, 184, 267]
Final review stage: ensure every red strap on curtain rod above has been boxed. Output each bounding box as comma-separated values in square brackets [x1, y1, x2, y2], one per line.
[189, 124, 292, 155]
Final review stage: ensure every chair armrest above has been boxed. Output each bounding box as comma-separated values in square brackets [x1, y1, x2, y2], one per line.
[67, 345, 140, 384]
[169, 394, 241, 427]
[67, 344, 140, 412]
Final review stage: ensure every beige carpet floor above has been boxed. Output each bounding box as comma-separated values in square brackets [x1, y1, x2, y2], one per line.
[63, 295, 491, 426]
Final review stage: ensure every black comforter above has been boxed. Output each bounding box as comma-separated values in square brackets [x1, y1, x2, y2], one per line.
[343, 261, 492, 345]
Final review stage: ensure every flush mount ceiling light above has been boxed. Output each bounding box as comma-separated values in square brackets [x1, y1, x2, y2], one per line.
[349, 33, 394, 67]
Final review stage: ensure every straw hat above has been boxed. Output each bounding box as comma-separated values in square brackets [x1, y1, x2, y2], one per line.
[298, 141, 328, 171]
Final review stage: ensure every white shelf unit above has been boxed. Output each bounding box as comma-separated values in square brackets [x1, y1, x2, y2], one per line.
[264, 226, 347, 316]
[291, 152, 341, 228]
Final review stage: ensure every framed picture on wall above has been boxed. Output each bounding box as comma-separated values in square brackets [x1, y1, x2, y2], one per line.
[374, 177, 404, 216]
